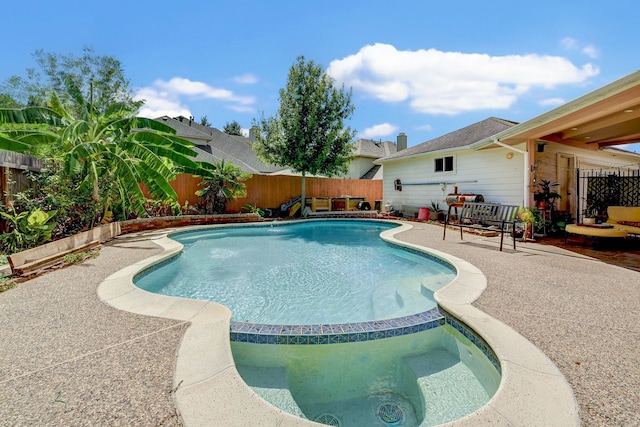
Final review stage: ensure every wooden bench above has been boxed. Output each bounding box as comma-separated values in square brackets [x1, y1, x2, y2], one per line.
[443, 202, 521, 251]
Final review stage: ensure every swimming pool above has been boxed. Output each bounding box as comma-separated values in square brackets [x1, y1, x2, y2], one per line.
[135, 221, 455, 325]
[134, 220, 500, 426]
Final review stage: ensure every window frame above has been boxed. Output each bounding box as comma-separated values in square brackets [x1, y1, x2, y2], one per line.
[434, 155, 455, 173]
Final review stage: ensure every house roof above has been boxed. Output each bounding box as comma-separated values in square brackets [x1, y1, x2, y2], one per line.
[156, 116, 212, 142]
[353, 139, 397, 158]
[155, 116, 286, 174]
[156, 116, 393, 177]
[376, 117, 518, 163]
[474, 69, 640, 152]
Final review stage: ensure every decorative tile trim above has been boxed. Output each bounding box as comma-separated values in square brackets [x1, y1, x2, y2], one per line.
[230, 307, 501, 375]
[230, 307, 444, 345]
[438, 307, 502, 375]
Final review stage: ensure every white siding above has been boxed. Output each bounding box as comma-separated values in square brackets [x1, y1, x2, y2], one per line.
[382, 142, 639, 216]
[382, 147, 525, 215]
[345, 157, 379, 179]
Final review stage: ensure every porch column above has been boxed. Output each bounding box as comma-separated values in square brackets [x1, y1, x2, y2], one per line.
[526, 139, 536, 208]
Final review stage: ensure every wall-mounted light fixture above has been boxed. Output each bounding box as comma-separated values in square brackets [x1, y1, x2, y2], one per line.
[537, 143, 546, 153]
[506, 152, 514, 160]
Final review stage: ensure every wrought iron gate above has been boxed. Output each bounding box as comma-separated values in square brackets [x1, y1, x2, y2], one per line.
[576, 168, 640, 221]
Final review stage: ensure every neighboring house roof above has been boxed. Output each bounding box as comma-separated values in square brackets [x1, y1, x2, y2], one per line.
[156, 116, 212, 143]
[353, 139, 397, 158]
[155, 116, 286, 175]
[377, 117, 518, 163]
[157, 116, 392, 178]
[360, 164, 382, 179]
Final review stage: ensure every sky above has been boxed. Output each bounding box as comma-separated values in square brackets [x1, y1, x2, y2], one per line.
[3, 0, 640, 152]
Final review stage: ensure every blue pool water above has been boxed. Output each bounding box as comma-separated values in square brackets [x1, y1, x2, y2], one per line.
[233, 325, 501, 427]
[135, 220, 455, 325]
[135, 220, 500, 427]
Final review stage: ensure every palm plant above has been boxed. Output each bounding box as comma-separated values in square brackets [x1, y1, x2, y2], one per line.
[0, 80, 201, 220]
[196, 160, 251, 214]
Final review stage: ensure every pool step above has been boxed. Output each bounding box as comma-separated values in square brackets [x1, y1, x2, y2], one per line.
[403, 350, 493, 426]
[236, 365, 307, 419]
[421, 272, 453, 293]
[392, 280, 436, 318]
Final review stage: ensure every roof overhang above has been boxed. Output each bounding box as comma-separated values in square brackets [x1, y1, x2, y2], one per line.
[474, 70, 640, 152]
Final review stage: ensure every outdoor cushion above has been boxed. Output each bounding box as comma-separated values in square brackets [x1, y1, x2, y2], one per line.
[618, 220, 640, 227]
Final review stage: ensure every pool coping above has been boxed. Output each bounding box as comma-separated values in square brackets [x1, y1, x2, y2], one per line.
[97, 220, 580, 426]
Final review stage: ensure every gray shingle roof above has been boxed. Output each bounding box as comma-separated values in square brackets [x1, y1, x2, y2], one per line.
[353, 139, 397, 158]
[156, 116, 212, 141]
[378, 117, 518, 162]
[155, 116, 286, 174]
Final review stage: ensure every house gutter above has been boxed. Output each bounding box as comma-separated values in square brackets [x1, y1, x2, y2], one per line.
[492, 139, 530, 207]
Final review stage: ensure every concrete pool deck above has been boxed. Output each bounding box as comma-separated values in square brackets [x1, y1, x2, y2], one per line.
[1, 220, 638, 426]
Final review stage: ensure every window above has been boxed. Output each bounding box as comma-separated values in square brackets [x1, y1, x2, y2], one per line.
[435, 156, 454, 173]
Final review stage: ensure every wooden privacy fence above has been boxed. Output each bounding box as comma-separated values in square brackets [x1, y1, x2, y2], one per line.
[163, 173, 383, 213]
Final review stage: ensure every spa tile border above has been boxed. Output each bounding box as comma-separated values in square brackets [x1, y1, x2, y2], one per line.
[230, 306, 501, 375]
[230, 307, 443, 345]
[440, 307, 502, 375]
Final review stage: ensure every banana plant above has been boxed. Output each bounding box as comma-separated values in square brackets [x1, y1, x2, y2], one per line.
[0, 208, 58, 253]
[0, 78, 208, 219]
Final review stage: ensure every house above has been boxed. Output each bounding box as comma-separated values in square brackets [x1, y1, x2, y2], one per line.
[344, 137, 398, 179]
[376, 70, 640, 220]
[156, 116, 286, 175]
[156, 116, 392, 179]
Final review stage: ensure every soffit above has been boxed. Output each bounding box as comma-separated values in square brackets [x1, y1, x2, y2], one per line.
[497, 79, 640, 150]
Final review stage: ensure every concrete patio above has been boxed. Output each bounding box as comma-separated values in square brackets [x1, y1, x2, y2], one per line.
[0, 221, 638, 426]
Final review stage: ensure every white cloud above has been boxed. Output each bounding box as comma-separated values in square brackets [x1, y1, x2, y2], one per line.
[561, 37, 577, 50]
[133, 77, 256, 118]
[327, 43, 599, 115]
[582, 44, 599, 59]
[360, 122, 398, 139]
[233, 73, 258, 84]
[415, 124, 434, 132]
[539, 97, 566, 107]
[562, 37, 599, 59]
[134, 87, 191, 119]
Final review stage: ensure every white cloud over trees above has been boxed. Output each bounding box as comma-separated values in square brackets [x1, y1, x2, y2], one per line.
[134, 77, 255, 118]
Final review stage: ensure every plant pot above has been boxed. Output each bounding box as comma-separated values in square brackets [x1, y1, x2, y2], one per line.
[583, 218, 596, 225]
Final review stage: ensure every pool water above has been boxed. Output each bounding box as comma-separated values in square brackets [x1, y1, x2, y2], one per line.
[135, 221, 455, 325]
[233, 325, 500, 427]
[135, 220, 500, 426]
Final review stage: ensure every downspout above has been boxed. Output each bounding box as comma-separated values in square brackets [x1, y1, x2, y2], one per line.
[492, 139, 530, 208]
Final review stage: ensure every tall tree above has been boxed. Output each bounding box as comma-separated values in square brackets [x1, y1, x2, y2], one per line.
[223, 120, 243, 136]
[199, 115, 212, 126]
[1, 47, 133, 113]
[253, 56, 355, 213]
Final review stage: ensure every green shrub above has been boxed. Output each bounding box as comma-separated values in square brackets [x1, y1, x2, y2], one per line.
[0, 208, 58, 254]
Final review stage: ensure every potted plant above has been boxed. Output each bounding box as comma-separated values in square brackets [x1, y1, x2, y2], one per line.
[583, 208, 597, 225]
[429, 201, 442, 221]
[534, 179, 562, 209]
[516, 207, 535, 240]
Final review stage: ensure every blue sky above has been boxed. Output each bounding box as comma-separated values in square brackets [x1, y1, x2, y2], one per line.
[3, 0, 640, 151]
